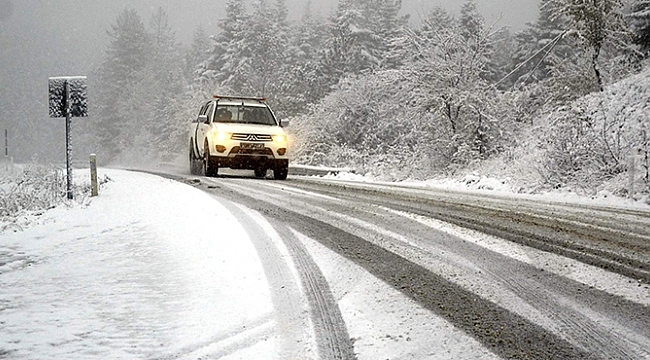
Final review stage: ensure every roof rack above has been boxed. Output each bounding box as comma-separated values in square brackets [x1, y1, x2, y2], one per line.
[213, 95, 267, 102]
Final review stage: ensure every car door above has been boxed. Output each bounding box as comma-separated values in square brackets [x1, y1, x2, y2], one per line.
[197, 101, 214, 157]
[191, 102, 207, 155]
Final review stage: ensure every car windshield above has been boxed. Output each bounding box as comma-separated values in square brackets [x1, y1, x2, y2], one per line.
[214, 104, 277, 125]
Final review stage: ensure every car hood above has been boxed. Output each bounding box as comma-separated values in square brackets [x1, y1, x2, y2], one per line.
[213, 123, 285, 135]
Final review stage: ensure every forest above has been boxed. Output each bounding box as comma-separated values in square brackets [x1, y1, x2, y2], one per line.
[78, 0, 650, 197]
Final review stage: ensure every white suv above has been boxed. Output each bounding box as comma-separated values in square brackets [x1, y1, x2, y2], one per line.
[189, 96, 289, 180]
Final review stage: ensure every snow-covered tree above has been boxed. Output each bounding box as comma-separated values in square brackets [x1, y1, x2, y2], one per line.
[278, 2, 329, 113]
[321, 0, 377, 79]
[406, 8, 519, 163]
[460, 0, 484, 42]
[511, 0, 573, 85]
[94, 9, 150, 159]
[198, 0, 247, 92]
[240, 0, 288, 97]
[147, 8, 186, 160]
[186, 25, 210, 82]
[321, 0, 406, 86]
[545, 0, 629, 91]
[458, 0, 508, 84]
[628, 0, 650, 56]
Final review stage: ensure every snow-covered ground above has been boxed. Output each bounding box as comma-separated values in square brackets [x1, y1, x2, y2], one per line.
[0, 169, 275, 359]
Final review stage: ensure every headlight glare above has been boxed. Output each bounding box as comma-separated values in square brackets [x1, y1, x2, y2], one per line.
[214, 131, 231, 142]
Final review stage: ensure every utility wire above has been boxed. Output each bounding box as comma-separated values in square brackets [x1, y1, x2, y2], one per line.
[494, 30, 568, 89]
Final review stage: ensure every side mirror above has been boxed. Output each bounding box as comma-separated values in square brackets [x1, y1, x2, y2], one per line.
[280, 119, 290, 127]
[198, 114, 209, 124]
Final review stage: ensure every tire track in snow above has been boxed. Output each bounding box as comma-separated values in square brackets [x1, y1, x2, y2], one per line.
[270, 222, 356, 360]
[217, 199, 311, 359]
[288, 179, 650, 283]
[219, 195, 355, 360]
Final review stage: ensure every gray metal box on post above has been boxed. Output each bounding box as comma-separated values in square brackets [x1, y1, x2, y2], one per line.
[48, 76, 88, 200]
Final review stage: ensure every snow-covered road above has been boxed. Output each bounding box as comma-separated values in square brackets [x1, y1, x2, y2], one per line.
[1, 168, 650, 359]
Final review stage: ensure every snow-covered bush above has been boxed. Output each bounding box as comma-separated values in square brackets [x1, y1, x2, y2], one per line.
[0, 165, 110, 232]
[291, 70, 448, 180]
[540, 67, 650, 194]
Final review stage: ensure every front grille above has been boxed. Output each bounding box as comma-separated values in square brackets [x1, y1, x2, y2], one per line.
[231, 133, 273, 142]
[229, 146, 274, 156]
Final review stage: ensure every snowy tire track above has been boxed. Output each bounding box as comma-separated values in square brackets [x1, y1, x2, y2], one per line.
[288, 178, 650, 283]
[215, 190, 355, 360]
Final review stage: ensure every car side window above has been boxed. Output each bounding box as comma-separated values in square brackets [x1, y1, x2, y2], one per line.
[205, 102, 215, 123]
[194, 102, 209, 123]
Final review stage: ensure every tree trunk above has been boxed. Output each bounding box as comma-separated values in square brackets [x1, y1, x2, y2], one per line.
[592, 45, 604, 92]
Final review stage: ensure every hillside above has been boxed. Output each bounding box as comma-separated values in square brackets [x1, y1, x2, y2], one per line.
[474, 63, 650, 201]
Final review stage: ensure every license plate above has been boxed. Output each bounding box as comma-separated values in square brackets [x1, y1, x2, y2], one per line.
[240, 142, 264, 150]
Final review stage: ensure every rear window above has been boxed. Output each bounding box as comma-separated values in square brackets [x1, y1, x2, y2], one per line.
[214, 104, 277, 126]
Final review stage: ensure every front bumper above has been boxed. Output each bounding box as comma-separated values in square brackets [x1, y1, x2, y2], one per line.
[209, 142, 288, 169]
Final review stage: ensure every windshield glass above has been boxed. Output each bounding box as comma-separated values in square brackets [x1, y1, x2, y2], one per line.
[214, 104, 277, 125]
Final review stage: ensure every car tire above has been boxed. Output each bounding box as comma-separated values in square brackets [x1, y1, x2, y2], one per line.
[254, 167, 267, 178]
[273, 165, 288, 180]
[189, 143, 201, 175]
[204, 142, 219, 177]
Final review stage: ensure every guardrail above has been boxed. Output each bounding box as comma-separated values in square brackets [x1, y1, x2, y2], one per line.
[288, 165, 355, 177]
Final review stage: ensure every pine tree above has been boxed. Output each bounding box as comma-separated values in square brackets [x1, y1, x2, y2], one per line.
[147, 8, 186, 160]
[282, 1, 329, 110]
[421, 6, 456, 35]
[186, 25, 210, 82]
[364, 0, 409, 69]
[240, 0, 287, 96]
[460, 0, 484, 42]
[95, 9, 150, 158]
[322, 0, 373, 79]
[629, 0, 650, 56]
[198, 0, 247, 92]
[321, 0, 406, 93]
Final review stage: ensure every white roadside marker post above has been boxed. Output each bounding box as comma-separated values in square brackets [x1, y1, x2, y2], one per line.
[90, 154, 98, 197]
[4, 129, 7, 173]
[628, 154, 636, 199]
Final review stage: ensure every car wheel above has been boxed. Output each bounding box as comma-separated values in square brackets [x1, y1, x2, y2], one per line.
[204, 142, 218, 177]
[189, 143, 200, 175]
[273, 165, 288, 180]
[254, 167, 267, 178]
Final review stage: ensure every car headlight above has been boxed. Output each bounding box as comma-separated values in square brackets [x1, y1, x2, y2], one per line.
[214, 131, 231, 142]
[273, 134, 287, 144]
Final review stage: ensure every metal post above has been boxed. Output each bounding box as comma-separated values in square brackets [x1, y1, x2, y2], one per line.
[90, 154, 98, 197]
[65, 80, 73, 200]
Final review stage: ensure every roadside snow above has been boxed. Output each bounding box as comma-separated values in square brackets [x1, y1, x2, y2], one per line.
[0, 169, 273, 359]
[318, 171, 650, 210]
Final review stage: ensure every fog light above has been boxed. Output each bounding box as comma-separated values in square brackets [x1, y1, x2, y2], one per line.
[216, 145, 226, 153]
[277, 148, 287, 156]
